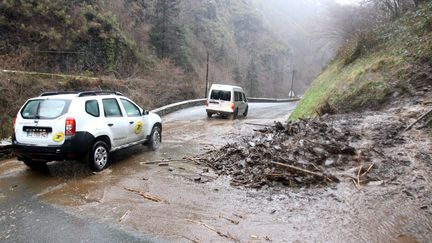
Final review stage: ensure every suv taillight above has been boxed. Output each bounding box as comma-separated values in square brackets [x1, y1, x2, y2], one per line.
[65, 118, 76, 136]
[230, 102, 234, 110]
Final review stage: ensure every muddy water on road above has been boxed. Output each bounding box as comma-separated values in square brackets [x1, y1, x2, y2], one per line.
[1, 103, 431, 242]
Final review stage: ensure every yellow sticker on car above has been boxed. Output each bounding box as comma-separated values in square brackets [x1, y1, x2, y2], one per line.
[53, 132, 65, 142]
[135, 121, 143, 134]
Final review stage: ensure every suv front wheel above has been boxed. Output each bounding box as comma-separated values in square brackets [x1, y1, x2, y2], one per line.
[88, 141, 110, 172]
[148, 126, 161, 151]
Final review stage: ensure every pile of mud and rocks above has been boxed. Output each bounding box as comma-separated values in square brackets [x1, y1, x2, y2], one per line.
[204, 119, 363, 188]
[203, 109, 431, 189]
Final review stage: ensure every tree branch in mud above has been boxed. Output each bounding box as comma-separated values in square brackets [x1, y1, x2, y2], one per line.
[405, 108, 432, 131]
[271, 161, 339, 183]
[124, 187, 165, 203]
[219, 215, 240, 225]
[186, 219, 239, 242]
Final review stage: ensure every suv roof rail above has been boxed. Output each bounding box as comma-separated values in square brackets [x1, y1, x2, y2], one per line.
[40, 91, 78, 97]
[78, 90, 124, 97]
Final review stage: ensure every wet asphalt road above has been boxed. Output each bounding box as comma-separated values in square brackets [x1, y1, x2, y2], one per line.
[0, 102, 297, 242]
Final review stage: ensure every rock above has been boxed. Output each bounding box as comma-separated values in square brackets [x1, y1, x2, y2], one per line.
[368, 180, 384, 186]
[325, 158, 335, 166]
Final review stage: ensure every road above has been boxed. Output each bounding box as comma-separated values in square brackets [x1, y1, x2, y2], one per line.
[2, 102, 430, 242]
[0, 102, 297, 242]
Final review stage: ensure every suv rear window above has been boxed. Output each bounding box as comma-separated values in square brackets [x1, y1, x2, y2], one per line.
[85, 100, 100, 117]
[21, 99, 71, 119]
[210, 90, 231, 101]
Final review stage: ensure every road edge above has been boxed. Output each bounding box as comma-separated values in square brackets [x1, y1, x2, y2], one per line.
[150, 97, 300, 116]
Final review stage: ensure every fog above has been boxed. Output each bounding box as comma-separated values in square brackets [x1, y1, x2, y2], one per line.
[252, 0, 342, 93]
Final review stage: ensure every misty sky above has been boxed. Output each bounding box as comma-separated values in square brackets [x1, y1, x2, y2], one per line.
[335, 0, 360, 4]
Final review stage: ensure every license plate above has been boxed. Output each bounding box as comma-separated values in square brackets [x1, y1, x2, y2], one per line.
[27, 131, 48, 138]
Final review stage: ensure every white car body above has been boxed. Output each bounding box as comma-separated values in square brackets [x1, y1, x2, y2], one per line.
[13, 91, 162, 171]
[205, 84, 248, 118]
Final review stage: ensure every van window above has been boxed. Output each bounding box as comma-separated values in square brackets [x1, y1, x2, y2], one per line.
[242, 93, 248, 102]
[210, 90, 231, 101]
[21, 99, 71, 119]
[85, 100, 99, 117]
[103, 98, 123, 117]
[234, 92, 242, 101]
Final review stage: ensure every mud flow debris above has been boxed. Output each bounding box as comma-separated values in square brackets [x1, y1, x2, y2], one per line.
[203, 119, 366, 188]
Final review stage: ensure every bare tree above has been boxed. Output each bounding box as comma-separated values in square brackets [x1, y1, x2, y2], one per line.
[365, 0, 416, 18]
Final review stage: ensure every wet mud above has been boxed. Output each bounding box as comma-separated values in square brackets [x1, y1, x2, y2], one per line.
[0, 102, 431, 242]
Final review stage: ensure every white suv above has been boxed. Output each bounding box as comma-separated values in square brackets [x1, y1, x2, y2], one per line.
[12, 91, 162, 171]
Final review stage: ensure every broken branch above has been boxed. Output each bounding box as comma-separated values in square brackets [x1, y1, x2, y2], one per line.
[186, 219, 239, 242]
[118, 210, 130, 223]
[219, 215, 240, 225]
[405, 108, 432, 131]
[271, 161, 339, 183]
[124, 187, 164, 203]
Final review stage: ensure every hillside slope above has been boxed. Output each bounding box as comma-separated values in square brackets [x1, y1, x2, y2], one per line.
[0, 0, 298, 138]
[291, 2, 432, 120]
[0, 0, 297, 98]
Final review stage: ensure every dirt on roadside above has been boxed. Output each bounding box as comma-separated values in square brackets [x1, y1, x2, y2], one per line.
[202, 95, 432, 217]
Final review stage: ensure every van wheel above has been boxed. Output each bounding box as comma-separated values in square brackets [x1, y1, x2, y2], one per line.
[88, 141, 109, 172]
[23, 159, 48, 171]
[243, 106, 248, 117]
[148, 126, 161, 151]
[207, 112, 213, 118]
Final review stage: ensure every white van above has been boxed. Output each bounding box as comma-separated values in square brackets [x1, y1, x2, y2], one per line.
[205, 84, 248, 119]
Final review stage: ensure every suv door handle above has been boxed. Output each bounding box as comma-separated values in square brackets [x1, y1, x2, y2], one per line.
[108, 123, 114, 127]
[129, 121, 134, 124]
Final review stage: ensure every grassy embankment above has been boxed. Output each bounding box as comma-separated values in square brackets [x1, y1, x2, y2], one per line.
[291, 2, 432, 120]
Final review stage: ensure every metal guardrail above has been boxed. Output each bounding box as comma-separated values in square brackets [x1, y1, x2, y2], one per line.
[151, 99, 206, 117]
[247, 97, 300, 103]
[0, 138, 12, 156]
[150, 97, 300, 116]
[0, 97, 300, 153]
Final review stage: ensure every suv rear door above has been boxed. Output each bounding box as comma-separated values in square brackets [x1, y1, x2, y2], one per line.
[102, 98, 129, 148]
[119, 98, 146, 143]
[15, 98, 71, 146]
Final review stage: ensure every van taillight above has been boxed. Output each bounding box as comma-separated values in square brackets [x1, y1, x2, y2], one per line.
[205, 100, 208, 106]
[230, 102, 234, 110]
[65, 118, 76, 136]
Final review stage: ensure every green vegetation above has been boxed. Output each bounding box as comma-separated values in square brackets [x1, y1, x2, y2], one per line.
[0, 0, 148, 77]
[291, 2, 432, 120]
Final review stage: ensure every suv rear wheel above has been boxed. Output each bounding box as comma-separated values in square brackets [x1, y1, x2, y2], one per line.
[88, 141, 109, 172]
[148, 126, 161, 151]
[22, 159, 48, 171]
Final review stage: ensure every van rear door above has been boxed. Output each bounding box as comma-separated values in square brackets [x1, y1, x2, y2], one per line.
[208, 89, 232, 112]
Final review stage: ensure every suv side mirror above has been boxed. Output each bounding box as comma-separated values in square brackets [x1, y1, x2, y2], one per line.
[143, 110, 149, 115]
